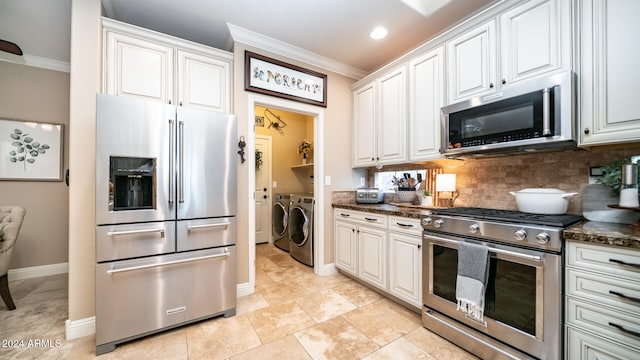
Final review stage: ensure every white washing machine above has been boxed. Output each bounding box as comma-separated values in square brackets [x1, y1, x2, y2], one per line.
[288, 193, 314, 266]
[272, 193, 290, 252]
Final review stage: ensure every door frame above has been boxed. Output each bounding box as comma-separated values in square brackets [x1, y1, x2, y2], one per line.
[247, 94, 326, 289]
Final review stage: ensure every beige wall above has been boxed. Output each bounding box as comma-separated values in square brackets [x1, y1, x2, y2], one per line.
[0, 62, 70, 269]
[234, 43, 360, 282]
[255, 106, 314, 194]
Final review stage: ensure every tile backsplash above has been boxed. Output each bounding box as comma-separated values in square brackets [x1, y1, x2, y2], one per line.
[362, 145, 640, 215]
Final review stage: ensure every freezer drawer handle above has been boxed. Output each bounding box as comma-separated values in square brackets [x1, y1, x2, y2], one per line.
[187, 222, 230, 231]
[107, 249, 230, 274]
[107, 228, 165, 238]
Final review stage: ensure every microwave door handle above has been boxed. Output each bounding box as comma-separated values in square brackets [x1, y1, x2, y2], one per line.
[168, 119, 175, 204]
[542, 88, 552, 136]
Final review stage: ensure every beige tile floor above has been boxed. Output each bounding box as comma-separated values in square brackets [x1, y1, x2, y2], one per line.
[0, 244, 478, 359]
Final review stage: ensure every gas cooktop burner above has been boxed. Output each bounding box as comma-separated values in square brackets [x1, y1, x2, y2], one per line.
[430, 207, 583, 228]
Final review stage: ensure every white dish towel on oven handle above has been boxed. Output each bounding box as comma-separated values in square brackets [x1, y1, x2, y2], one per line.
[455, 241, 490, 322]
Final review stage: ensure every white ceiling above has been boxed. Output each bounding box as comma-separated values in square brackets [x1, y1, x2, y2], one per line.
[0, 0, 497, 76]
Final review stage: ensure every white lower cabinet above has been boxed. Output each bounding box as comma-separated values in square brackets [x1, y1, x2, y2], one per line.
[565, 241, 640, 359]
[334, 209, 422, 309]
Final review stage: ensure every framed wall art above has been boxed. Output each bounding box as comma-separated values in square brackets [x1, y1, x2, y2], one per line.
[0, 118, 64, 181]
[245, 50, 327, 107]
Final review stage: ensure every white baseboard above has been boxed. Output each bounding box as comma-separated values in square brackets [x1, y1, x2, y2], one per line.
[7, 262, 69, 281]
[318, 263, 337, 276]
[65, 317, 95, 340]
[237, 282, 253, 297]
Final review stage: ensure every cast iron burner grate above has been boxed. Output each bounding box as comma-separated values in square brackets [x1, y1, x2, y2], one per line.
[430, 207, 584, 228]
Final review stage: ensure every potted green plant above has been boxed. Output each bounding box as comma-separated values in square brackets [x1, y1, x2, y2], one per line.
[421, 190, 433, 207]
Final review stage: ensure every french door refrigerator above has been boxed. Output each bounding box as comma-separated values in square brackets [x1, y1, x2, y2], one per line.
[94, 94, 237, 355]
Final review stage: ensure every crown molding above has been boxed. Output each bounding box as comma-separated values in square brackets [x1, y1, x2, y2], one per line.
[0, 52, 70, 73]
[227, 23, 367, 80]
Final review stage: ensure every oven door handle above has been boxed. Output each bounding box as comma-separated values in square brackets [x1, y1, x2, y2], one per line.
[428, 236, 542, 262]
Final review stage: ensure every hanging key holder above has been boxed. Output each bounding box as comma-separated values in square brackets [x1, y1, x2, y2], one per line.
[238, 136, 247, 163]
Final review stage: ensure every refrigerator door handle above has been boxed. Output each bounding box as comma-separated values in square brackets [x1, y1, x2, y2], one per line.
[107, 228, 165, 238]
[187, 222, 230, 231]
[179, 120, 185, 203]
[107, 248, 230, 274]
[168, 119, 175, 204]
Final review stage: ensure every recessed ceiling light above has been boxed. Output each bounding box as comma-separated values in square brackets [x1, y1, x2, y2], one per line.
[369, 26, 388, 40]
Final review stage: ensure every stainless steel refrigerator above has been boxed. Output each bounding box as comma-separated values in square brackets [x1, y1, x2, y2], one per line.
[94, 94, 237, 355]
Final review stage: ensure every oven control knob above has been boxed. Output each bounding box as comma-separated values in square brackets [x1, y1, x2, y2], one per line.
[536, 232, 550, 244]
[468, 224, 480, 234]
[421, 217, 433, 227]
[513, 229, 528, 241]
[434, 219, 445, 228]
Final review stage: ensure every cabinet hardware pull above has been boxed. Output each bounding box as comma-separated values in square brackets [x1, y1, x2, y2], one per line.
[609, 290, 640, 304]
[584, 127, 590, 134]
[489, 82, 494, 88]
[364, 217, 378, 222]
[396, 222, 413, 228]
[340, 213, 350, 217]
[609, 258, 640, 269]
[608, 322, 640, 338]
[501, 79, 506, 85]
[417, 244, 421, 249]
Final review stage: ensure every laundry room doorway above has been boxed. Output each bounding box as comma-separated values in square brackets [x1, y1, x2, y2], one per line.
[254, 135, 272, 245]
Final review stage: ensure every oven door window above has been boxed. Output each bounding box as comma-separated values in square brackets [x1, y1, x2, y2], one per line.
[432, 245, 537, 336]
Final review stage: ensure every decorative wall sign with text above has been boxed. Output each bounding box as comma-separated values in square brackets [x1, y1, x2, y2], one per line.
[245, 51, 327, 107]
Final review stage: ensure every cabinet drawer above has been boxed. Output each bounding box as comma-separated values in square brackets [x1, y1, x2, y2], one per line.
[567, 269, 640, 315]
[566, 297, 640, 349]
[567, 241, 640, 281]
[566, 327, 640, 360]
[334, 209, 387, 228]
[388, 216, 422, 236]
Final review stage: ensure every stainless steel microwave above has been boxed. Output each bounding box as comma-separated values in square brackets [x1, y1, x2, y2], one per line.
[441, 72, 575, 158]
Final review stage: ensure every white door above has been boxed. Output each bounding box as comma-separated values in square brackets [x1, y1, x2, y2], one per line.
[254, 136, 272, 244]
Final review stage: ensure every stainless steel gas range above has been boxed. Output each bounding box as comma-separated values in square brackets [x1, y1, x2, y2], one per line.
[421, 207, 583, 360]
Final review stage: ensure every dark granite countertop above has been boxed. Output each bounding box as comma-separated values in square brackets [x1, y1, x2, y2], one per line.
[332, 202, 432, 219]
[564, 221, 640, 250]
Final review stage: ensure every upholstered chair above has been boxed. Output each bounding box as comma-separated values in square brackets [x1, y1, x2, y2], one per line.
[0, 206, 26, 310]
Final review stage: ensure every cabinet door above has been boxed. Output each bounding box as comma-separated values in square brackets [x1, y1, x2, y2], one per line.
[566, 327, 640, 360]
[579, 0, 640, 146]
[177, 50, 231, 113]
[104, 30, 174, 104]
[334, 220, 358, 276]
[352, 82, 377, 167]
[447, 20, 497, 103]
[500, 0, 566, 85]
[358, 226, 387, 291]
[409, 47, 444, 161]
[389, 232, 422, 308]
[377, 66, 407, 164]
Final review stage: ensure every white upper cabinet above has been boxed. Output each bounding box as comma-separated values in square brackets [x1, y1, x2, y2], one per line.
[177, 50, 230, 112]
[352, 81, 377, 167]
[103, 18, 232, 113]
[409, 46, 445, 161]
[104, 30, 174, 104]
[578, 0, 640, 146]
[447, 0, 569, 104]
[447, 20, 497, 103]
[377, 66, 407, 164]
[500, 0, 568, 85]
[352, 66, 407, 168]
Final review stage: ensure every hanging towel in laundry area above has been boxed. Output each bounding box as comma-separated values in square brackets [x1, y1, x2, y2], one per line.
[455, 241, 490, 322]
